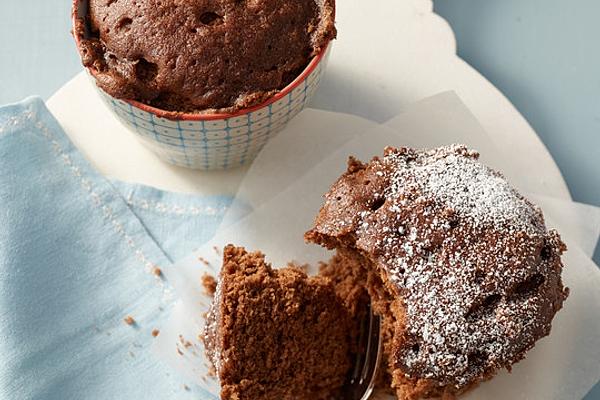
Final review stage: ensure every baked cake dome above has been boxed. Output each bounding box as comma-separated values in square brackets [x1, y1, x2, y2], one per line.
[306, 145, 569, 399]
[74, 0, 335, 112]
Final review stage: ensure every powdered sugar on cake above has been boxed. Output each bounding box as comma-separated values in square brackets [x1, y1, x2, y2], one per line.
[310, 145, 568, 390]
[386, 145, 545, 236]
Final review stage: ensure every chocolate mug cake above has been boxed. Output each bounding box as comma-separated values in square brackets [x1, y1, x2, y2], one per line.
[73, 0, 336, 113]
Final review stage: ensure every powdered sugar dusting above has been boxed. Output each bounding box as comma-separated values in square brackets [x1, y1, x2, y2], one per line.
[386, 145, 545, 235]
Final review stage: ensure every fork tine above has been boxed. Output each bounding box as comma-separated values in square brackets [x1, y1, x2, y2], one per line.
[360, 306, 381, 385]
[350, 302, 370, 384]
[358, 304, 382, 400]
[343, 302, 382, 400]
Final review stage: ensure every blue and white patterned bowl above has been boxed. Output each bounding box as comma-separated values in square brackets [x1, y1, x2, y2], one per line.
[87, 46, 330, 170]
[73, 0, 331, 170]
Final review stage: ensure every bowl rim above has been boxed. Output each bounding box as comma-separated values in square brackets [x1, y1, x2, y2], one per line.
[71, 0, 330, 121]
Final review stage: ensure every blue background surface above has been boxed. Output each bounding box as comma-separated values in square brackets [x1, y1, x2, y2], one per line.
[0, 1, 598, 398]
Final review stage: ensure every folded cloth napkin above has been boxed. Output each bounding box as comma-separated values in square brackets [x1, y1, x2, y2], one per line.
[0, 97, 231, 399]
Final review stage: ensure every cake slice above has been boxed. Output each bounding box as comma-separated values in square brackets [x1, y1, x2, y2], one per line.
[204, 245, 358, 400]
[306, 145, 569, 399]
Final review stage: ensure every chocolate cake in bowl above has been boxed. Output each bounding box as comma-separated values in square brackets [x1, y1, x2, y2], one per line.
[72, 0, 335, 169]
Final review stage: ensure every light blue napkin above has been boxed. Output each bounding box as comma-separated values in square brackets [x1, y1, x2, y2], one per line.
[0, 97, 231, 399]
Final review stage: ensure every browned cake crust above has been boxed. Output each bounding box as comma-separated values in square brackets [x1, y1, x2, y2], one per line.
[204, 245, 355, 400]
[74, 0, 336, 113]
[306, 145, 569, 400]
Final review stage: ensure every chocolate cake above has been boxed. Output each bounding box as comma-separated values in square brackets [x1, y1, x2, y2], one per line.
[306, 145, 569, 399]
[204, 245, 358, 400]
[73, 0, 336, 113]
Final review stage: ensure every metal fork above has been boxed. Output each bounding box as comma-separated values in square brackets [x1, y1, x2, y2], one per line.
[343, 302, 382, 400]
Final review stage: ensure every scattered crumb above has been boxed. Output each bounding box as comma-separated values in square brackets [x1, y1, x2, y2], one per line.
[129, 351, 135, 358]
[152, 266, 163, 277]
[178, 334, 193, 348]
[213, 246, 221, 256]
[152, 329, 160, 338]
[198, 256, 210, 266]
[202, 274, 217, 296]
[177, 347, 184, 356]
[183, 384, 190, 391]
[124, 315, 135, 326]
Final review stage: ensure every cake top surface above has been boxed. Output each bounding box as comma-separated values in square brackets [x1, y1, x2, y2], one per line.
[307, 145, 568, 388]
[75, 0, 335, 113]
[385, 146, 544, 235]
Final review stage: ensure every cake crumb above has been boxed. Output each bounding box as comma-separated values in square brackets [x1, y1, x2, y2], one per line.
[198, 256, 210, 266]
[213, 246, 221, 256]
[183, 384, 190, 391]
[202, 274, 217, 296]
[179, 334, 193, 349]
[152, 266, 163, 277]
[123, 315, 135, 326]
[177, 347, 184, 356]
[152, 329, 160, 338]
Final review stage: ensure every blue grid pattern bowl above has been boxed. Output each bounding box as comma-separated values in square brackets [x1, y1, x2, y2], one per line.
[91, 47, 330, 170]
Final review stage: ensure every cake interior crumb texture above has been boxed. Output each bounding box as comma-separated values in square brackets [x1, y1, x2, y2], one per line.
[74, 0, 336, 113]
[204, 245, 359, 400]
[306, 145, 569, 400]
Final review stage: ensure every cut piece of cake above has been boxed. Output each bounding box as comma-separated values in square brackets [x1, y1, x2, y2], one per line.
[306, 145, 569, 399]
[204, 245, 358, 400]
